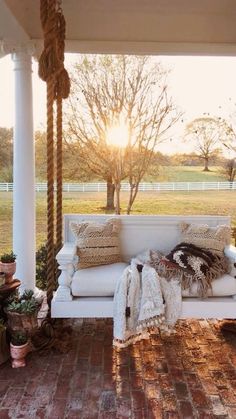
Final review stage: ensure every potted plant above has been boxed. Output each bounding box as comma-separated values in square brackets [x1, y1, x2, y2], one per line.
[5, 290, 41, 333]
[0, 252, 17, 283]
[10, 330, 30, 368]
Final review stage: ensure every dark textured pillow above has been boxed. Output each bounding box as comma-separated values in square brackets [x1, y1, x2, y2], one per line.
[70, 218, 122, 269]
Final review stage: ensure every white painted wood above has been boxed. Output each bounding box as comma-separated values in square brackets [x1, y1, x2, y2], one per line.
[64, 214, 230, 262]
[51, 297, 114, 318]
[180, 298, 236, 319]
[224, 245, 236, 261]
[12, 51, 35, 291]
[4, 1, 236, 56]
[54, 243, 77, 301]
[0, 2, 29, 44]
[51, 296, 236, 319]
[51, 214, 235, 319]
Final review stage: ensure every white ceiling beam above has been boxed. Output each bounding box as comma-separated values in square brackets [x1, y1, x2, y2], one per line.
[33, 39, 236, 57]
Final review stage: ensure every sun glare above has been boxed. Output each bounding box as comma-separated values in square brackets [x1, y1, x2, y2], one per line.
[106, 120, 129, 148]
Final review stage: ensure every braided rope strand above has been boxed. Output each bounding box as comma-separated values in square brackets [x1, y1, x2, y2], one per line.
[39, 0, 70, 304]
[56, 97, 63, 253]
[46, 77, 55, 304]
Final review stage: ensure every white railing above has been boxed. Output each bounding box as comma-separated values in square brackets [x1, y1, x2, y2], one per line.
[0, 181, 236, 192]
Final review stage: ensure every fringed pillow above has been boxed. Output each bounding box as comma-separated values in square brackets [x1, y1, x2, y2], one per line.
[180, 222, 231, 255]
[70, 218, 122, 269]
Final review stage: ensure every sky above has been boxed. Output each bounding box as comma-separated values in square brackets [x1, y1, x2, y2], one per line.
[0, 53, 236, 156]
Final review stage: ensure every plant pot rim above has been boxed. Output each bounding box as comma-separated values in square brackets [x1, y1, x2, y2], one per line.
[0, 261, 16, 265]
[4, 308, 39, 316]
[10, 340, 29, 349]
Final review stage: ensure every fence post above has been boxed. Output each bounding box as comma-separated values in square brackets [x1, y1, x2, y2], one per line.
[6, 183, 9, 192]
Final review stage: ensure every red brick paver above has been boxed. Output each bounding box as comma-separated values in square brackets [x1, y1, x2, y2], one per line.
[0, 319, 236, 418]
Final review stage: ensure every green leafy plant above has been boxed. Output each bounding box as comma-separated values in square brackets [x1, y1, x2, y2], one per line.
[6, 289, 41, 315]
[11, 331, 28, 346]
[1, 251, 16, 263]
[36, 244, 57, 290]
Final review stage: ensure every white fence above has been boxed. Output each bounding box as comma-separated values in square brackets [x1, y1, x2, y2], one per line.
[0, 181, 236, 192]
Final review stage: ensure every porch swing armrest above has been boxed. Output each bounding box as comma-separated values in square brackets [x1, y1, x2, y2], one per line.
[224, 245, 236, 278]
[54, 243, 78, 302]
[56, 242, 77, 264]
[224, 245, 236, 261]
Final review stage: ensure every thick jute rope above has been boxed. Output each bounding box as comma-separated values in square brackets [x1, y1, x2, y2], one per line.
[46, 77, 55, 304]
[55, 6, 70, 253]
[39, 0, 70, 304]
[56, 96, 63, 253]
[39, 0, 57, 304]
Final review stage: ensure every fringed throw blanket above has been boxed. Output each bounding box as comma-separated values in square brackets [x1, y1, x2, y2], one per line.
[158, 242, 229, 297]
[113, 255, 182, 348]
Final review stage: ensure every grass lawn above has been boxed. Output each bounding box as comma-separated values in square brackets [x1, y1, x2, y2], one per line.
[156, 166, 224, 182]
[0, 190, 235, 253]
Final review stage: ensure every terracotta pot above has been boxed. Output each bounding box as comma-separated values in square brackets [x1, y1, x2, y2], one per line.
[5, 310, 39, 334]
[0, 273, 5, 287]
[0, 262, 16, 283]
[10, 340, 30, 368]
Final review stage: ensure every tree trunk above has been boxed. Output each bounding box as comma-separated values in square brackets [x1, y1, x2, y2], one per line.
[126, 183, 139, 214]
[115, 183, 121, 215]
[106, 177, 115, 210]
[203, 157, 210, 171]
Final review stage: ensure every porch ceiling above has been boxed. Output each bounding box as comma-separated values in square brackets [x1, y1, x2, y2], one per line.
[2, 0, 236, 55]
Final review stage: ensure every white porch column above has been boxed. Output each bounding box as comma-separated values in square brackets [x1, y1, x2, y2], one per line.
[12, 52, 35, 291]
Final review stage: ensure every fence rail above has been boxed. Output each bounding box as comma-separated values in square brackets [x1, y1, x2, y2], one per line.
[0, 181, 236, 193]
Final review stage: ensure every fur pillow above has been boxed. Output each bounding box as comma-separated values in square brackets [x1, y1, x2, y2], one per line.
[70, 218, 122, 269]
[180, 222, 231, 255]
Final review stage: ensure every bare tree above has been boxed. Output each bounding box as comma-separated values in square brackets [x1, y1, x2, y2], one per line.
[221, 158, 236, 183]
[184, 117, 234, 171]
[65, 55, 180, 213]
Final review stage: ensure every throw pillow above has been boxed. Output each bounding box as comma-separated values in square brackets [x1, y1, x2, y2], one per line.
[180, 222, 231, 255]
[70, 218, 122, 269]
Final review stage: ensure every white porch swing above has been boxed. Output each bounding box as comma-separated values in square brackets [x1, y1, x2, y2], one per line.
[1, 1, 236, 322]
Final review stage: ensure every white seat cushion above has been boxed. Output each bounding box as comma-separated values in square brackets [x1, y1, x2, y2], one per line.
[182, 274, 236, 297]
[72, 264, 236, 298]
[71, 262, 128, 297]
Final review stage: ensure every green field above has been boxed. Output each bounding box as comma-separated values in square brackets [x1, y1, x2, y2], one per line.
[1, 189, 235, 253]
[155, 166, 224, 182]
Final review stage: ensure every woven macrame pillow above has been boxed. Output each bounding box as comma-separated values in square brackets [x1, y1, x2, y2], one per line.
[180, 222, 231, 255]
[70, 218, 122, 269]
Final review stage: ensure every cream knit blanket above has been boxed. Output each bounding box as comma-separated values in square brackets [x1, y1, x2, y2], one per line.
[113, 255, 182, 348]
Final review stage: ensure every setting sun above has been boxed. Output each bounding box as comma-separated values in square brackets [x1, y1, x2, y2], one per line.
[106, 120, 129, 148]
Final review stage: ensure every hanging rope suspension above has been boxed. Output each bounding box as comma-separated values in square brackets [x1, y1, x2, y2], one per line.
[39, 0, 70, 304]
[56, 97, 63, 253]
[55, 4, 70, 253]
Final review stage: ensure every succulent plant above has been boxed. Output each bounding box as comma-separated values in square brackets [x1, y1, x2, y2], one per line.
[1, 252, 17, 263]
[6, 289, 41, 315]
[11, 331, 28, 346]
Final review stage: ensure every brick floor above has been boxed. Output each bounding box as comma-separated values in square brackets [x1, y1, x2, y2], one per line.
[0, 319, 236, 418]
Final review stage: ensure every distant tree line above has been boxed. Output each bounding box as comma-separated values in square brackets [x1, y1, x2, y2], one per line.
[1, 126, 235, 184]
